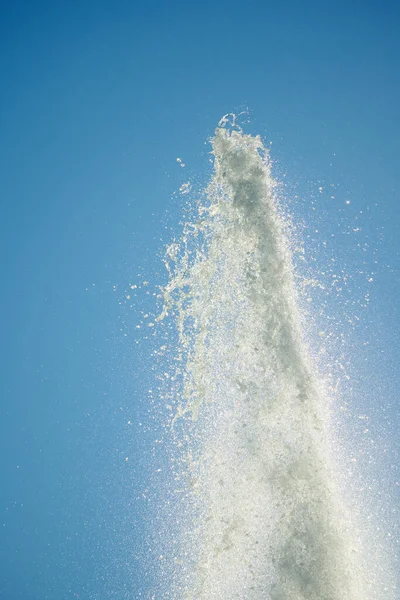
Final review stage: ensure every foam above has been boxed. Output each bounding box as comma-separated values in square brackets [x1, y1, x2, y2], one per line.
[157, 118, 393, 599]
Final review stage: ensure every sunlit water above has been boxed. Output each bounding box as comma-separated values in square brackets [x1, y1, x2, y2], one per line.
[154, 117, 395, 599]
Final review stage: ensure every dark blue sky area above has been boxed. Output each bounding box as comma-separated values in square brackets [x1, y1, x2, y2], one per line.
[1, 1, 399, 598]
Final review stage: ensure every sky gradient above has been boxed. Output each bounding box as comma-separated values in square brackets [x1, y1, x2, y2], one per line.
[1, 1, 399, 598]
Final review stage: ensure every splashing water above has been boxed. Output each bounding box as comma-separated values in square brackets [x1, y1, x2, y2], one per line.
[156, 117, 394, 599]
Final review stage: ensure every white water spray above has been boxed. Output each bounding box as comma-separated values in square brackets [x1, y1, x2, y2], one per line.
[157, 117, 394, 599]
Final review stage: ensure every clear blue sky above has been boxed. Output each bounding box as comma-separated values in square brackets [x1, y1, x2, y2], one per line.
[1, 1, 399, 598]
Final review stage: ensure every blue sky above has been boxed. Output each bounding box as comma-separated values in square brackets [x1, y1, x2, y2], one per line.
[1, 1, 399, 598]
